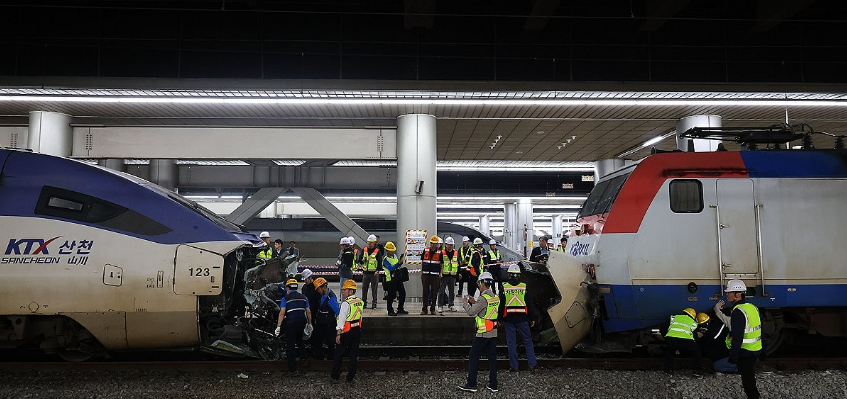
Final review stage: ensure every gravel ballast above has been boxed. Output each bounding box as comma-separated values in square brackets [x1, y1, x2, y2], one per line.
[1, 368, 845, 398]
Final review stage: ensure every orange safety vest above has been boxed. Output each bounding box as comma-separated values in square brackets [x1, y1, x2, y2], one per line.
[421, 249, 443, 275]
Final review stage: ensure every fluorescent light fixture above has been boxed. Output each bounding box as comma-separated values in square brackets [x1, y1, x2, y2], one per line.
[4, 96, 847, 107]
[618, 130, 677, 158]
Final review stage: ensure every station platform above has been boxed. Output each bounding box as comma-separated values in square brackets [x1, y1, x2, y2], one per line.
[347, 285, 483, 345]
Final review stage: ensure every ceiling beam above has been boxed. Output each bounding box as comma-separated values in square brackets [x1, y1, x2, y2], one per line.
[404, 0, 435, 29]
[227, 187, 289, 225]
[751, 0, 817, 32]
[524, 0, 561, 31]
[173, 165, 397, 190]
[639, 0, 692, 32]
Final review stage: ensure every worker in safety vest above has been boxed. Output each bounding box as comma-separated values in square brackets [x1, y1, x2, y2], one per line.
[458, 271, 499, 393]
[713, 279, 762, 399]
[382, 241, 407, 316]
[457, 236, 473, 298]
[256, 231, 273, 263]
[275, 279, 312, 373]
[466, 238, 484, 297]
[558, 237, 568, 253]
[663, 307, 710, 376]
[337, 237, 356, 303]
[420, 235, 443, 315]
[331, 280, 364, 385]
[483, 239, 502, 295]
[499, 264, 538, 372]
[438, 236, 460, 314]
[357, 234, 383, 309]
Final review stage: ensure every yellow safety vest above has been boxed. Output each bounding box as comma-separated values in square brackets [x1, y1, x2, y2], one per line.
[384, 255, 398, 282]
[665, 314, 697, 340]
[503, 283, 528, 315]
[558, 246, 566, 253]
[257, 247, 273, 261]
[460, 245, 473, 264]
[475, 293, 500, 334]
[442, 249, 459, 275]
[487, 249, 501, 263]
[340, 296, 364, 333]
[361, 247, 380, 272]
[724, 303, 762, 351]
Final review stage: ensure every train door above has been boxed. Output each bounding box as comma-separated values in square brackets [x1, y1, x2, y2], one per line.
[715, 179, 759, 280]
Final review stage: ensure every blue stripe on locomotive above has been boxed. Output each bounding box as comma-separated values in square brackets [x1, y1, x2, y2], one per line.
[740, 150, 847, 178]
[600, 283, 847, 332]
[0, 150, 243, 245]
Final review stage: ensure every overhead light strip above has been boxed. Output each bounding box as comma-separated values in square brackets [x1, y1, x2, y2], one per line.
[3, 96, 847, 107]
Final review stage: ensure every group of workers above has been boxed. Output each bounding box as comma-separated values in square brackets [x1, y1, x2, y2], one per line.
[256, 231, 301, 277]
[663, 279, 763, 399]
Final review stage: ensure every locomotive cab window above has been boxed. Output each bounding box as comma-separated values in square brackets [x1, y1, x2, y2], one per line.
[669, 180, 703, 213]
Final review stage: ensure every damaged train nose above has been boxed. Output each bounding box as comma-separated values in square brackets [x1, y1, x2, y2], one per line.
[544, 250, 595, 355]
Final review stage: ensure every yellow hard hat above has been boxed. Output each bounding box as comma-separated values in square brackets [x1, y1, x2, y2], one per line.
[313, 277, 328, 290]
[385, 241, 396, 251]
[696, 313, 710, 324]
[429, 235, 440, 244]
[683, 308, 696, 319]
[342, 280, 358, 290]
[285, 279, 298, 288]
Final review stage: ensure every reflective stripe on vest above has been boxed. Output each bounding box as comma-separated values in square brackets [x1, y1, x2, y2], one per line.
[384, 255, 398, 282]
[664, 314, 697, 340]
[341, 296, 364, 333]
[468, 251, 482, 276]
[558, 247, 566, 253]
[487, 249, 501, 263]
[361, 247, 380, 272]
[421, 250, 442, 275]
[725, 303, 763, 351]
[442, 250, 459, 275]
[475, 293, 500, 334]
[503, 283, 528, 314]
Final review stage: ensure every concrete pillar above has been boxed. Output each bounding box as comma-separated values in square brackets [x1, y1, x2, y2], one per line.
[516, 198, 534, 257]
[504, 202, 517, 249]
[98, 159, 126, 172]
[28, 111, 72, 157]
[676, 115, 722, 152]
[396, 114, 437, 301]
[479, 214, 490, 237]
[149, 159, 178, 191]
[552, 214, 563, 243]
[594, 158, 625, 182]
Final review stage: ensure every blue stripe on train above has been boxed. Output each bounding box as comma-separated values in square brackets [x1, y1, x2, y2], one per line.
[740, 150, 847, 178]
[600, 283, 847, 333]
[0, 150, 243, 245]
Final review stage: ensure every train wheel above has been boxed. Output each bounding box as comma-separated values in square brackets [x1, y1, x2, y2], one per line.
[57, 349, 95, 362]
[762, 310, 786, 355]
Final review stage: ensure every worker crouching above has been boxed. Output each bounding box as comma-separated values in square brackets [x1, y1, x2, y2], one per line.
[331, 280, 364, 385]
[663, 307, 710, 376]
[458, 272, 499, 393]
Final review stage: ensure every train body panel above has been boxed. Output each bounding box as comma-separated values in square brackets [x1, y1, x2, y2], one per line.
[0, 150, 259, 356]
[551, 150, 847, 353]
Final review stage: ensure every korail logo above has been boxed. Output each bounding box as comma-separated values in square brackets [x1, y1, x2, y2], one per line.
[4, 237, 95, 265]
[570, 242, 591, 257]
[5, 237, 62, 255]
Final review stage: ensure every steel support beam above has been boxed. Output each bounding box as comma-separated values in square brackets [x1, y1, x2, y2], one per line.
[71, 127, 396, 160]
[174, 165, 396, 189]
[29, 111, 72, 157]
[290, 187, 369, 245]
[227, 187, 290, 225]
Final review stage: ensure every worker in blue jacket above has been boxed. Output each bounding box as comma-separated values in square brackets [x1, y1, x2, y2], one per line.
[311, 277, 341, 360]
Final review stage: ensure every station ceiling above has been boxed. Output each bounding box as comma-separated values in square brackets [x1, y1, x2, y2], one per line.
[1, 85, 846, 161]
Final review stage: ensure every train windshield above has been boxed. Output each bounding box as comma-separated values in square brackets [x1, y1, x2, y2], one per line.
[164, 191, 246, 233]
[577, 173, 631, 218]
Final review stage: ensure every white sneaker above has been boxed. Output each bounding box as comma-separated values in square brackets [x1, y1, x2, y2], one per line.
[449, 306, 456, 312]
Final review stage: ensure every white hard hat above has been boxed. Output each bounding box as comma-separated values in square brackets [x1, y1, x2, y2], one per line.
[437, 237, 444, 244]
[473, 238, 483, 245]
[301, 269, 313, 281]
[445, 236, 455, 245]
[259, 231, 270, 238]
[339, 237, 347, 245]
[489, 239, 497, 245]
[462, 236, 470, 242]
[478, 271, 494, 281]
[367, 234, 377, 242]
[725, 279, 747, 293]
[348, 236, 356, 245]
[507, 264, 521, 274]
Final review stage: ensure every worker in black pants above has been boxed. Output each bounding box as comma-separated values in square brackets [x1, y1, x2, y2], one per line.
[331, 280, 364, 385]
[275, 279, 312, 373]
[458, 272, 499, 393]
[311, 277, 340, 360]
